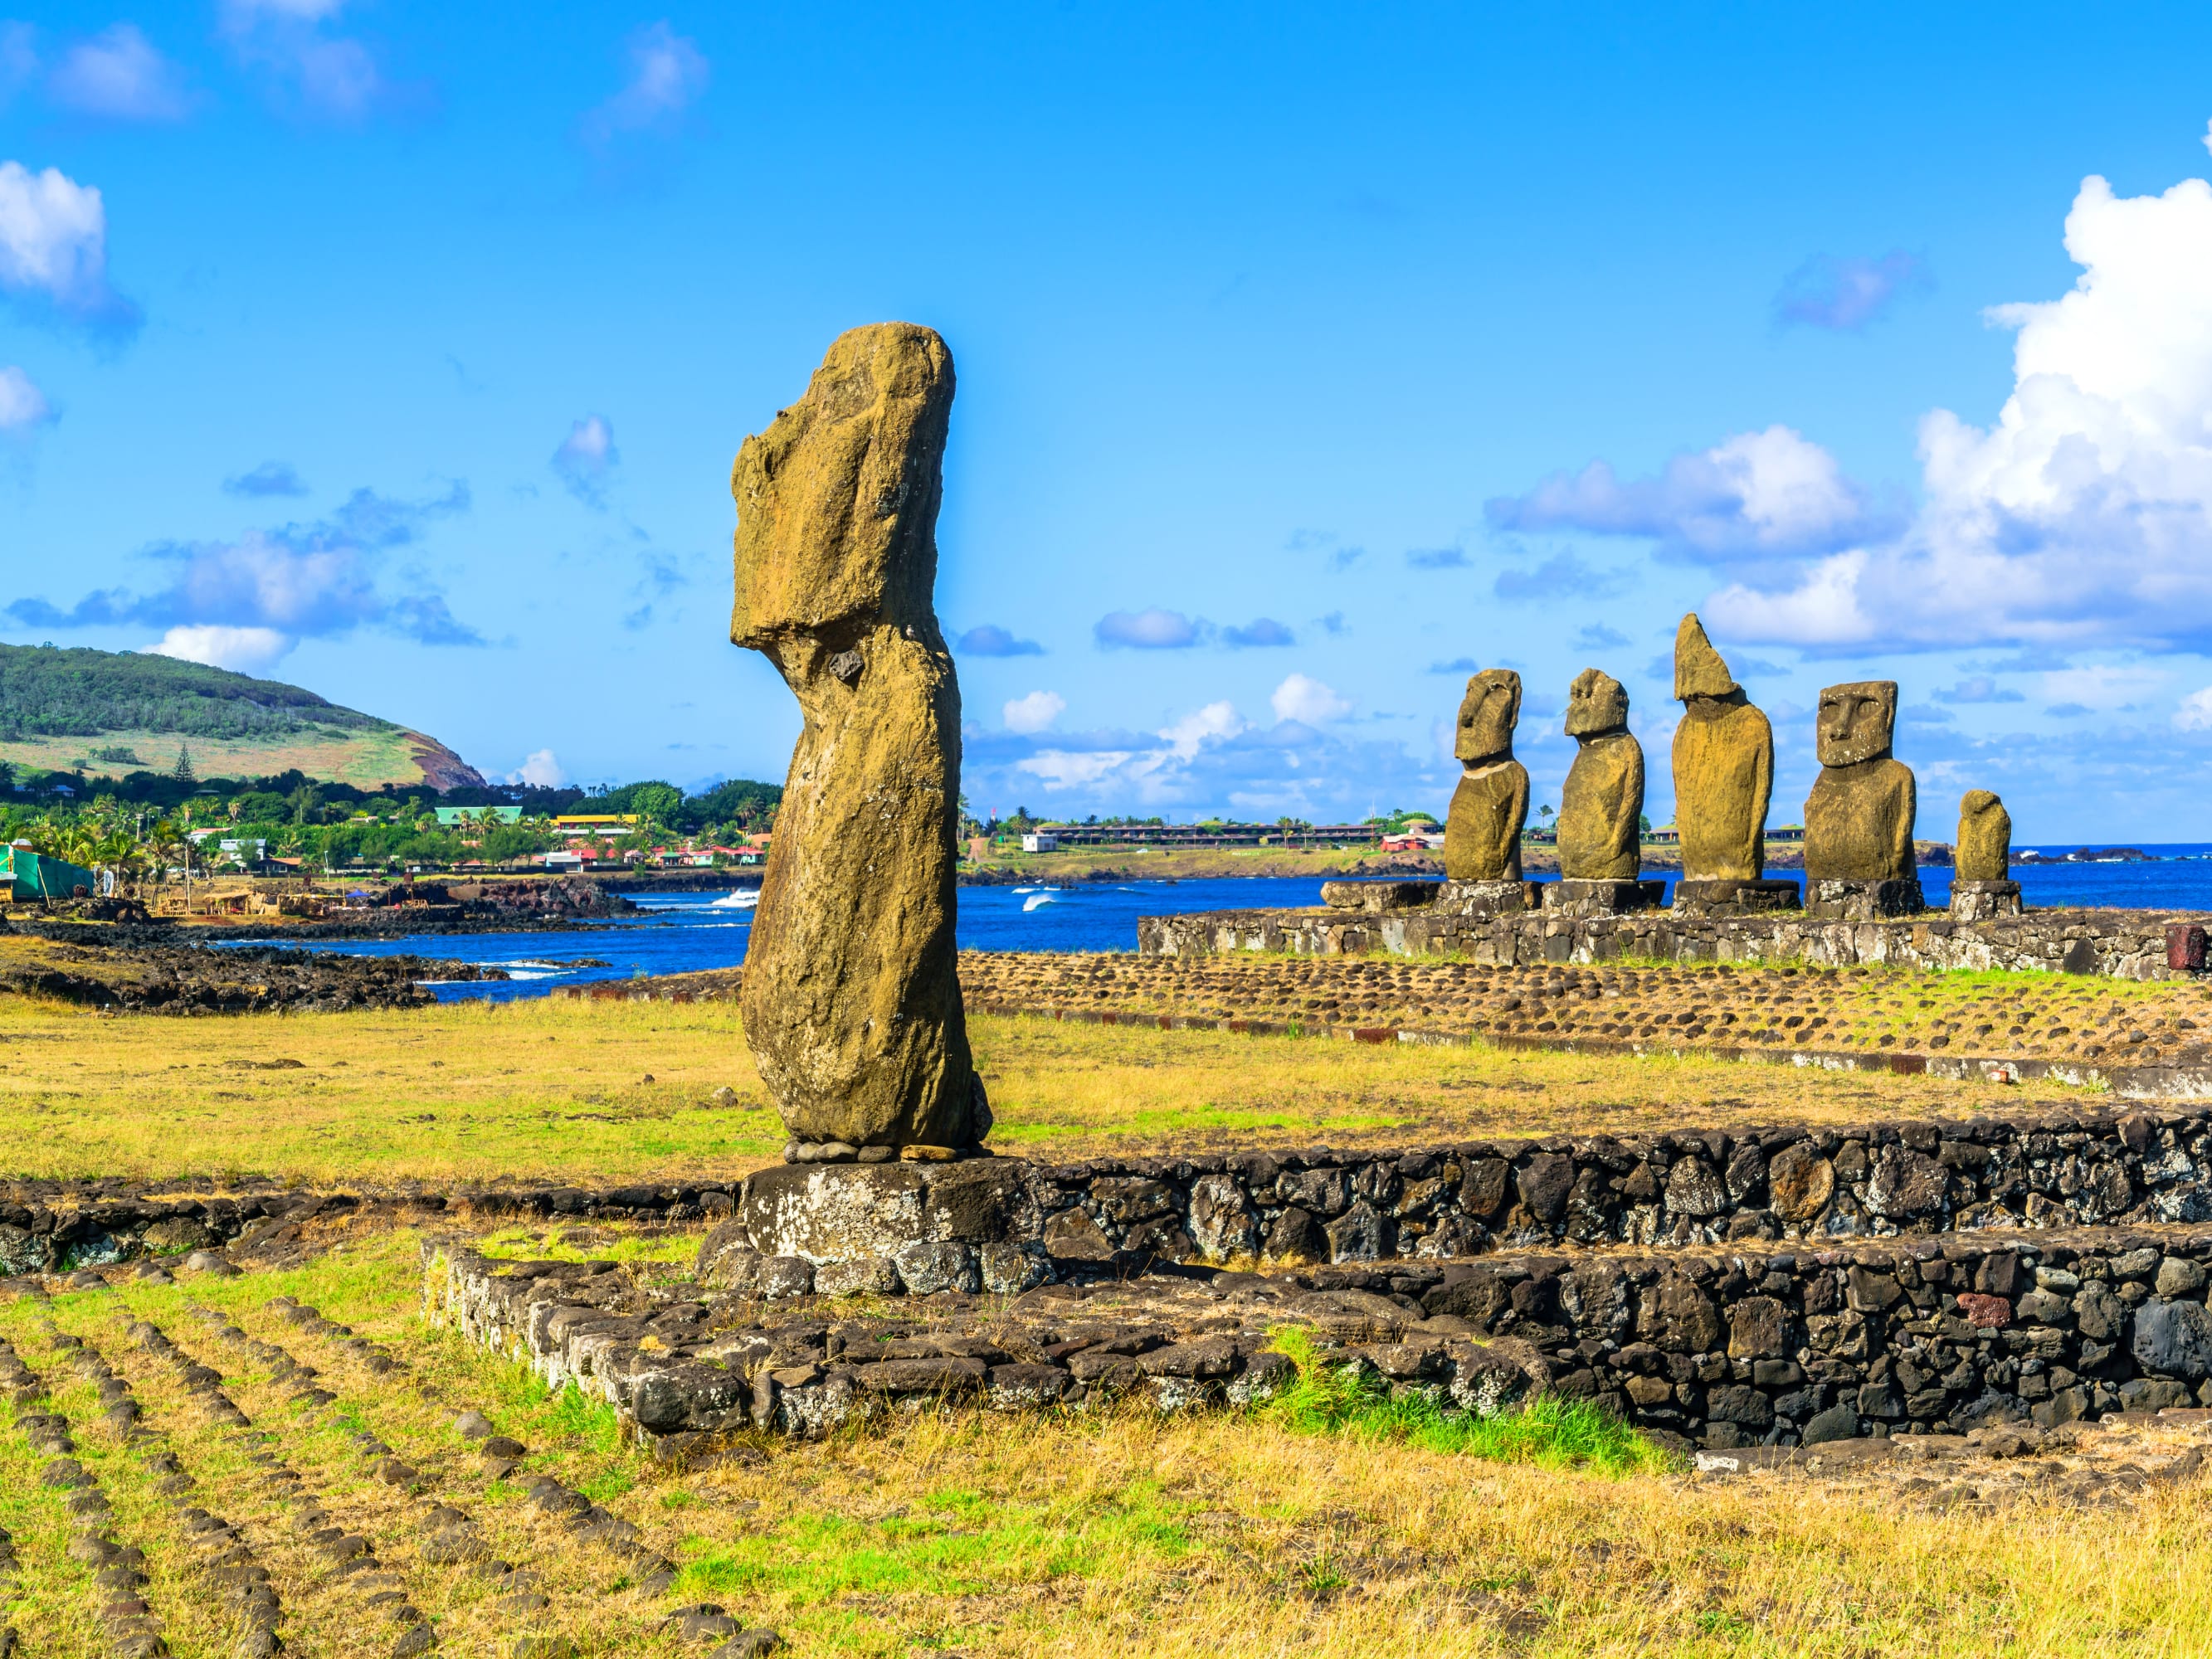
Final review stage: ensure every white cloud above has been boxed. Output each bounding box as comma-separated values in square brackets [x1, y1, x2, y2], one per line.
[0, 161, 129, 323]
[1160, 700, 1245, 759]
[507, 748, 568, 788]
[1488, 425, 1877, 562]
[583, 22, 708, 144]
[552, 414, 616, 504]
[1016, 749, 1132, 789]
[48, 25, 190, 120]
[219, 0, 385, 120]
[2039, 664, 2166, 711]
[0, 365, 51, 431]
[1712, 153, 2212, 651]
[1270, 672, 1352, 724]
[1002, 689, 1065, 733]
[2177, 687, 2212, 731]
[146, 624, 295, 676]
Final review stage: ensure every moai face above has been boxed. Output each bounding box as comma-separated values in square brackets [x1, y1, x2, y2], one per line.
[1564, 668, 1629, 737]
[1816, 681, 1898, 766]
[1455, 669, 1521, 764]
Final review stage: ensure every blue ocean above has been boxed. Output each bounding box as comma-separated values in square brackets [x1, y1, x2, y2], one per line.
[261, 844, 2212, 1004]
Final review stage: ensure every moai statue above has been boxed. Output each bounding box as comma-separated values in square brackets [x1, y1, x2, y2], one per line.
[730, 322, 990, 1161]
[1803, 680, 1922, 917]
[1951, 788, 2023, 920]
[1557, 669, 1643, 880]
[1441, 669, 1532, 909]
[1668, 615, 1795, 915]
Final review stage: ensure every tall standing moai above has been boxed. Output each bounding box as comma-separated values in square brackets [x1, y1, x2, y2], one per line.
[1548, 668, 1663, 915]
[1802, 680, 1922, 919]
[1668, 614, 1798, 916]
[729, 322, 991, 1162]
[1440, 669, 1538, 915]
[1951, 789, 2023, 920]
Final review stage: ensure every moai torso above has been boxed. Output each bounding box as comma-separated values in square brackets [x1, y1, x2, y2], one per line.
[1674, 698, 1773, 880]
[1445, 668, 1527, 881]
[1557, 668, 1643, 880]
[1956, 789, 2011, 882]
[1802, 680, 1916, 883]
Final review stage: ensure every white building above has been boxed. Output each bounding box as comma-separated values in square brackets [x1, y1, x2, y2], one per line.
[1021, 832, 1059, 853]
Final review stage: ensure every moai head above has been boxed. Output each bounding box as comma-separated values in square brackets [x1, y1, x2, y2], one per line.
[1565, 668, 1629, 738]
[1455, 669, 1521, 765]
[1674, 613, 1740, 702]
[1816, 681, 1898, 766]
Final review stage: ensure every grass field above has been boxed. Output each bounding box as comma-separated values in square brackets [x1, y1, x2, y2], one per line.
[0, 989, 2113, 1185]
[0, 725, 436, 790]
[7, 1229, 2211, 1657]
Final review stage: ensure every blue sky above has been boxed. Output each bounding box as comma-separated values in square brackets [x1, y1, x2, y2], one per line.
[6, 3, 2212, 840]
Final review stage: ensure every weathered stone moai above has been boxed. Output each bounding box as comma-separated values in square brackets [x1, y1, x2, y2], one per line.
[1951, 788, 2023, 920]
[1440, 669, 1538, 916]
[1668, 614, 1797, 917]
[1803, 680, 1922, 919]
[730, 322, 990, 1160]
[1548, 669, 1662, 916]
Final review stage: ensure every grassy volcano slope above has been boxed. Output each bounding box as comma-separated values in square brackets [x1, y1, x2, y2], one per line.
[7, 1230, 2212, 1657]
[0, 985, 2118, 1185]
[0, 642, 479, 787]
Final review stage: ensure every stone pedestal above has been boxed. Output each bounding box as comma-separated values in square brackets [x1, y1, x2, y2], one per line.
[1541, 878, 1665, 918]
[741, 1160, 1030, 1263]
[1321, 879, 1442, 914]
[1430, 878, 1542, 917]
[1806, 878, 1925, 921]
[1670, 878, 1803, 919]
[1949, 879, 2023, 922]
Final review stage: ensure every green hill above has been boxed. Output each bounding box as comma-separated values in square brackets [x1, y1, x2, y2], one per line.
[0, 644, 484, 789]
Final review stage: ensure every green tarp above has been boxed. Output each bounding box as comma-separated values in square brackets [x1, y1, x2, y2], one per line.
[0, 846, 99, 900]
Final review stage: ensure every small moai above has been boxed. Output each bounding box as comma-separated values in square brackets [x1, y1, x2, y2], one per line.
[1668, 615, 1799, 917]
[1802, 679, 1922, 919]
[1439, 669, 1538, 916]
[1951, 789, 2023, 920]
[730, 321, 991, 1163]
[1547, 668, 1662, 916]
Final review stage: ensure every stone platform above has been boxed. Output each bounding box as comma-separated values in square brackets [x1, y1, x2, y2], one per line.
[1139, 900, 2212, 981]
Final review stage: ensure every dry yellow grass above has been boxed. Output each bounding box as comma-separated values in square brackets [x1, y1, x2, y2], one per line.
[6, 1230, 2210, 1657]
[0, 994, 2106, 1184]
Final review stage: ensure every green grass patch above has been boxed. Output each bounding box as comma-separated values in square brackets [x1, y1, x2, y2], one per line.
[1259, 1327, 1674, 1476]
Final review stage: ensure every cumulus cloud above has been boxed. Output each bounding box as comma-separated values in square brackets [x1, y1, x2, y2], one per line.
[6, 481, 479, 658]
[1222, 617, 1294, 648]
[582, 21, 708, 144]
[2038, 664, 2165, 713]
[974, 698, 1450, 820]
[218, 0, 388, 120]
[0, 365, 51, 431]
[48, 24, 192, 120]
[1002, 690, 1065, 734]
[957, 623, 1044, 657]
[146, 624, 293, 676]
[224, 460, 308, 498]
[1933, 675, 2025, 705]
[1406, 546, 1468, 569]
[1095, 607, 1203, 649]
[0, 160, 137, 332]
[507, 748, 568, 788]
[1271, 673, 1352, 724]
[1494, 552, 1630, 603]
[1707, 155, 2212, 654]
[1489, 426, 1879, 565]
[1774, 251, 1932, 332]
[551, 414, 617, 505]
[2177, 688, 2212, 731]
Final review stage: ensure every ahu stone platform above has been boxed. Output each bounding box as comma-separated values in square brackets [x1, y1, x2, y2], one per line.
[1138, 899, 2211, 982]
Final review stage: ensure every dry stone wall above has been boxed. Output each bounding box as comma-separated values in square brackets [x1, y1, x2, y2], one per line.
[1138, 902, 2202, 981]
